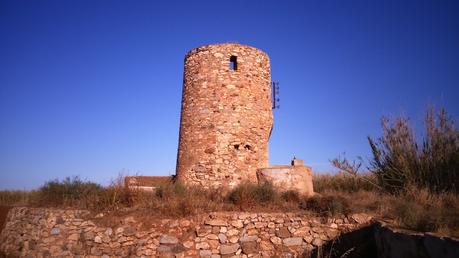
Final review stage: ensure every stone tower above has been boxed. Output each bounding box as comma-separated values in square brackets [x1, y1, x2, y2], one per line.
[176, 43, 273, 188]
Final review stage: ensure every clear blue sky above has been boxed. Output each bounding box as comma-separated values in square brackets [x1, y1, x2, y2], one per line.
[1, 0, 458, 189]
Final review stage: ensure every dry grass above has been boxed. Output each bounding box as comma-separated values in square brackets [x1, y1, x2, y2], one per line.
[392, 186, 459, 236]
[0, 190, 34, 206]
[315, 172, 459, 236]
[313, 173, 378, 193]
[321, 106, 459, 236]
[1, 175, 458, 237]
[300, 194, 350, 216]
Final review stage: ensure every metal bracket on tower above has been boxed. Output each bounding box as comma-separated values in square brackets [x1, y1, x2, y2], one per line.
[271, 81, 280, 109]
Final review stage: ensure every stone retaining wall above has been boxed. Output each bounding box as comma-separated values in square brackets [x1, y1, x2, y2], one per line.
[0, 207, 372, 257]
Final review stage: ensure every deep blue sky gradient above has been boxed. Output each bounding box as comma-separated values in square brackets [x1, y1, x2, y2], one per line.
[1, 0, 458, 189]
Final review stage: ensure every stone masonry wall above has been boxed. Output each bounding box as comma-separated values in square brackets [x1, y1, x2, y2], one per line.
[0, 207, 372, 257]
[176, 43, 273, 188]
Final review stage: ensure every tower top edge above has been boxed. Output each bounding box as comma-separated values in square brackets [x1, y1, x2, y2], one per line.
[185, 43, 269, 60]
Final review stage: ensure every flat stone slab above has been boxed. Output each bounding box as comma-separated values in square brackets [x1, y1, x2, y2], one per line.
[160, 235, 179, 245]
[283, 237, 303, 246]
[220, 243, 240, 255]
[205, 219, 228, 226]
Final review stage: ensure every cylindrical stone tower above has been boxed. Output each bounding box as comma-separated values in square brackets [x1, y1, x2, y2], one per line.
[176, 43, 273, 188]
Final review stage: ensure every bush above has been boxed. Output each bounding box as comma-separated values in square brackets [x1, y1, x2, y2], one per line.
[253, 182, 277, 203]
[36, 176, 103, 207]
[368, 107, 459, 193]
[300, 194, 350, 216]
[146, 181, 219, 217]
[281, 190, 301, 202]
[226, 181, 277, 209]
[155, 181, 186, 199]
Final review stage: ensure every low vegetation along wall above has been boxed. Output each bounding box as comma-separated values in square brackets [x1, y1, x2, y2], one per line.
[0, 207, 372, 257]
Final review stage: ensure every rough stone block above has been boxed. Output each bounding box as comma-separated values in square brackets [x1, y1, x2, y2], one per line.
[220, 243, 240, 255]
[283, 237, 303, 246]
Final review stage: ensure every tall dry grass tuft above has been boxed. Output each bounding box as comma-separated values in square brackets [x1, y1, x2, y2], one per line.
[368, 106, 459, 193]
[92, 175, 135, 211]
[328, 106, 459, 236]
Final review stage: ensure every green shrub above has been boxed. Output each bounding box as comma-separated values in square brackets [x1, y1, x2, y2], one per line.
[368, 107, 459, 193]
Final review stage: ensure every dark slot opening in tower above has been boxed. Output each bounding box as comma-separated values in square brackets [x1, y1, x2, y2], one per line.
[230, 56, 237, 71]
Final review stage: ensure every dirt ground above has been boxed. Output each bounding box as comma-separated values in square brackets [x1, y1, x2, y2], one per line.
[0, 206, 13, 258]
[0, 205, 11, 233]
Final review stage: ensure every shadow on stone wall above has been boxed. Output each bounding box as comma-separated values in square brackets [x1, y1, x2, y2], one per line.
[304, 224, 376, 258]
[302, 222, 459, 258]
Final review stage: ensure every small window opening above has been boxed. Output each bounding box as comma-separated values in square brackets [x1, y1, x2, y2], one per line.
[234, 144, 240, 150]
[230, 56, 237, 71]
[244, 144, 251, 151]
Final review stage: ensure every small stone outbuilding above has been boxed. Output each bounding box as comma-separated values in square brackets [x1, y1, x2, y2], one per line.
[257, 158, 314, 196]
